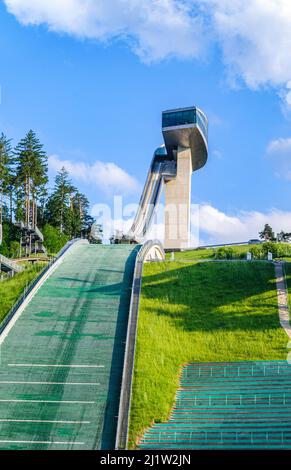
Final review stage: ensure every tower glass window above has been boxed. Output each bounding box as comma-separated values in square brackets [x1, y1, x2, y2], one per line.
[162, 108, 196, 128]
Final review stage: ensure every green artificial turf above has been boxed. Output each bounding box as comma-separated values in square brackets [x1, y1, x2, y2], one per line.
[128, 261, 288, 448]
[0, 263, 46, 324]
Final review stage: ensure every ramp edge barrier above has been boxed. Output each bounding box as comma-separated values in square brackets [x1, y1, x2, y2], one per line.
[0, 238, 89, 342]
[115, 240, 165, 449]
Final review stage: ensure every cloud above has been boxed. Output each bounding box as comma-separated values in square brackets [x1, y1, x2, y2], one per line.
[48, 154, 140, 195]
[199, 0, 291, 91]
[3, 0, 206, 62]
[5, 0, 291, 95]
[212, 149, 223, 159]
[267, 137, 291, 154]
[195, 204, 291, 245]
[91, 200, 291, 246]
[266, 137, 291, 180]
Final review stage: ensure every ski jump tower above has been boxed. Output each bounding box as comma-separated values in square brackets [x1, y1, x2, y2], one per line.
[128, 106, 208, 250]
[162, 107, 208, 249]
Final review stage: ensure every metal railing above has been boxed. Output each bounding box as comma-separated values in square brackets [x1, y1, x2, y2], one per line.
[115, 240, 165, 449]
[0, 254, 24, 273]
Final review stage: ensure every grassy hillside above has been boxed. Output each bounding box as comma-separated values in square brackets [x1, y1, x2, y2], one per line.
[129, 261, 288, 448]
[0, 263, 46, 324]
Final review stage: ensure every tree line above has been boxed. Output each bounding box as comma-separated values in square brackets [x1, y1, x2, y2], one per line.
[0, 130, 95, 256]
[259, 224, 291, 242]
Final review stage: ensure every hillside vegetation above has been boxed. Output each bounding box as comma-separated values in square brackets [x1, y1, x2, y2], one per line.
[166, 242, 291, 262]
[0, 263, 46, 324]
[129, 261, 288, 448]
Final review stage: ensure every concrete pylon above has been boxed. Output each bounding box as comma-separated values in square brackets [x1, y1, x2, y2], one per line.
[164, 146, 192, 250]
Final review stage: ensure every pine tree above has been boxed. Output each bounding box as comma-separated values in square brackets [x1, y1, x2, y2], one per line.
[45, 167, 75, 234]
[14, 130, 48, 227]
[90, 222, 103, 244]
[259, 224, 275, 241]
[70, 191, 93, 238]
[0, 133, 14, 229]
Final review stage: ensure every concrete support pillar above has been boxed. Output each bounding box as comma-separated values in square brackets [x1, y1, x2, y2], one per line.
[164, 146, 192, 249]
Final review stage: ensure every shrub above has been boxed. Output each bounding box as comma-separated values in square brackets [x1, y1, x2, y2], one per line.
[262, 242, 278, 258]
[249, 246, 263, 259]
[42, 223, 69, 255]
[216, 247, 234, 259]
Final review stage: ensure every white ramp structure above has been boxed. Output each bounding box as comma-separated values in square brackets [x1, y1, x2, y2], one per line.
[128, 106, 208, 250]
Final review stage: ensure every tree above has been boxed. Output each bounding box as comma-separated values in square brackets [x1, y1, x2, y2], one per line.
[68, 191, 94, 238]
[0, 133, 13, 230]
[45, 167, 75, 234]
[259, 224, 275, 241]
[277, 230, 291, 242]
[14, 130, 48, 227]
[42, 223, 69, 255]
[90, 222, 103, 244]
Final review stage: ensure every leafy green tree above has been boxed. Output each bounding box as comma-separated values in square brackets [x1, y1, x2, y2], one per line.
[0, 133, 13, 230]
[13, 130, 48, 226]
[42, 223, 69, 255]
[259, 224, 275, 241]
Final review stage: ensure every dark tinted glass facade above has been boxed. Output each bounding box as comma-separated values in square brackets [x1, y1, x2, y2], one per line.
[162, 108, 196, 128]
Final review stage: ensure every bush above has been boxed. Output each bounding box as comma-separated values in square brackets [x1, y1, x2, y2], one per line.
[262, 242, 278, 257]
[249, 246, 263, 259]
[10, 241, 20, 258]
[42, 223, 69, 255]
[215, 247, 234, 259]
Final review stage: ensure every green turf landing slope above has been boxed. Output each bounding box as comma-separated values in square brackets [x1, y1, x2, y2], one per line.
[139, 361, 291, 449]
[0, 244, 140, 450]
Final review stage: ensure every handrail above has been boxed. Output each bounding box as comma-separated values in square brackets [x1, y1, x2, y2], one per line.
[0, 254, 24, 273]
[0, 238, 88, 337]
[115, 240, 165, 449]
[34, 225, 44, 242]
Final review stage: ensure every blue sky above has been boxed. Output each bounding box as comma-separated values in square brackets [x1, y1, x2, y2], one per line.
[1, 0, 291, 244]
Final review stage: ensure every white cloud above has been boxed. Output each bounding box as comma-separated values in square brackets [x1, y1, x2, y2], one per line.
[199, 0, 291, 91]
[48, 154, 140, 195]
[5, 0, 291, 96]
[4, 0, 206, 62]
[267, 137, 291, 154]
[92, 201, 291, 246]
[212, 149, 223, 159]
[266, 137, 291, 180]
[195, 204, 291, 245]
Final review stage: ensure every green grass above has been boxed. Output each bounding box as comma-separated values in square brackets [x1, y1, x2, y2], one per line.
[0, 263, 46, 324]
[128, 261, 288, 448]
[285, 262, 291, 310]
